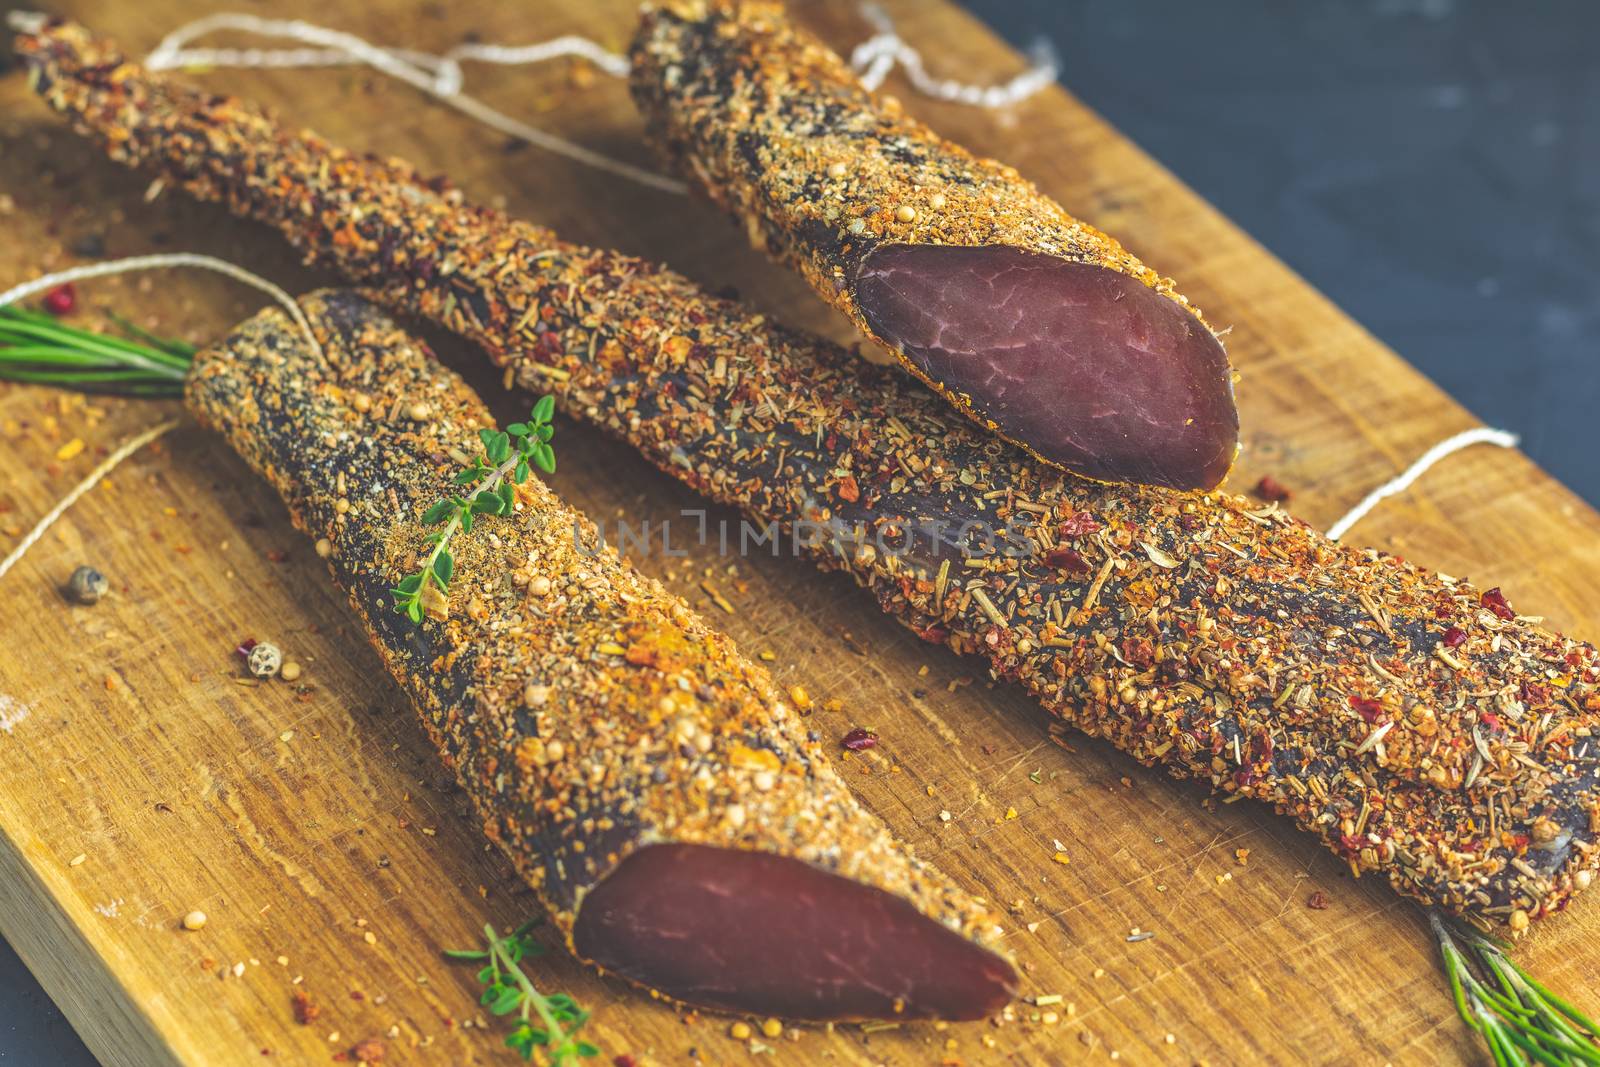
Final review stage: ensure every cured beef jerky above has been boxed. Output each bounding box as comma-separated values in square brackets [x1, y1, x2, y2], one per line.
[628, 0, 1238, 491]
[21, 22, 1600, 928]
[184, 289, 1017, 1020]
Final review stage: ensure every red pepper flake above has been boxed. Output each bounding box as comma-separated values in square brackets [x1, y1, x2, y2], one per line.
[236, 638, 258, 659]
[613, 1058, 639, 1067]
[1043, 546, 1090, 574]
[1253, 475, 1292, 503]
[348, 1037, 385, 1063]
[1058, 511, 1101, 537]
[913, 623, 949, 645]
[290, 989, 319, 1025]
[841, 727, 878, 751]
[1442, 626, 1467, 648]
[836, 474, 860, 503]
[1480, 587, 1515, 621]
[1348, 695, 1386, 724]
[1481, 711, 1503, 733]
[42, 283, 76, 316]
[1307, 891, 1329, 910]
[265, 548, 290, 564]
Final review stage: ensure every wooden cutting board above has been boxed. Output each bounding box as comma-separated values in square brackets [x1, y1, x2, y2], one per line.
[1, 1, 1596, 1064]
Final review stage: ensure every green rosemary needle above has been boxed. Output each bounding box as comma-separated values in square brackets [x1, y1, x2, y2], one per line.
[1431, 910, 1600, 1066]
[444, 920, 598, 1063]
[0, 305, 193, 396]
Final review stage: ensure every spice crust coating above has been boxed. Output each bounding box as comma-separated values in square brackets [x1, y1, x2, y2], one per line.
[182, 290, 1014, 1019]
[628, 1, 1239, 490]
[21, 21, 1600, 928]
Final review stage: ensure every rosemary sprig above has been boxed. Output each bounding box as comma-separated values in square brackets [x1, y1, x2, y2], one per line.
[0, 305, 194, 396]
[444, 920, 598, 1063]
[1431, 910, 1600, 1065]
[390, 396, 556, 624]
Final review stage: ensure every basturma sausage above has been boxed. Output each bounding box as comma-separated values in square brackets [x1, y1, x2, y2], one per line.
[628, 1, 1239, 492]
[20, 21, 1600, 929]
[183, 289, 1018, 1021]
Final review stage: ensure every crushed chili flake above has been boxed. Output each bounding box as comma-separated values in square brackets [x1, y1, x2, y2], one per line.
[842, 727, 878, 751]
[1442, 626, 1467, 648]
[835, 474, 860, 503]
[1481, 587, 1516, 620]
[1042, 545, 1090, 574]
[1058, 512, 1101, 537]
[42, 282, 76, 315]
[265, 548, 290, 563]
[291, 989, 320, 1025]
[235, 638, 258, 659]
[1348, 695, 1386, 724]
[348, 1037, 384, 1063]
[613, 1056, 639, 1067]
[1253, 475, 1291, 503]
[1306, 891, 1329, 910]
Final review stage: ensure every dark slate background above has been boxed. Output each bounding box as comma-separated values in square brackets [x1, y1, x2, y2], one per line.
[3, 1, 1596, 1062]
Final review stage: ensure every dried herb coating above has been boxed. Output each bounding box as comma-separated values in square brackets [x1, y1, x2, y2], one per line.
[21, 22, 1600, 928]
[183, 290, 1016, 1021]
[628, 1, 1239, 491]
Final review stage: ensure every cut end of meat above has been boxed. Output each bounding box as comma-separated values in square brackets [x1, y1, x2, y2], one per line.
[572, 843, 1018, 1021]
[856, 244, 1239, 490]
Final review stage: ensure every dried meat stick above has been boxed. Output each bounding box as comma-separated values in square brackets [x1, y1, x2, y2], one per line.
[19, 21, 1600, 929]
[184, 289, 1017, 1020]
[628, 0, 1238, 491]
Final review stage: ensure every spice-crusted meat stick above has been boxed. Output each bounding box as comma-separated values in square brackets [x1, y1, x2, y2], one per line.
[628, 1, 1238, 491]
[20, 22, 1600, 928]
[183, 289, 1017, 1020]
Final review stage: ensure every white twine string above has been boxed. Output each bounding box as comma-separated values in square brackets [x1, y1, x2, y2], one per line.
[144, 14, 685, 195]
[0, 418, 180, 582]
[0, 253, 322, 360]
[140, 8, 1060, 197]
[1324, 427, 1520, 542]
[851, 3, 1059, 103]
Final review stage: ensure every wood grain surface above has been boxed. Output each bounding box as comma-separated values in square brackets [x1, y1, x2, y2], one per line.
[1, 1, 1596, 1064]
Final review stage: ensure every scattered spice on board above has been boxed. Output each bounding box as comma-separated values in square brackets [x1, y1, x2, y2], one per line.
[1307, 892, 1330, 910]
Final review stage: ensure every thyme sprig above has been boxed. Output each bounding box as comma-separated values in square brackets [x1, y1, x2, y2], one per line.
[391, 396, 556, 623]
[1431, 910, 1600, 1065]
[444, 920, 598, 1063]
[0, 305, 194, 396]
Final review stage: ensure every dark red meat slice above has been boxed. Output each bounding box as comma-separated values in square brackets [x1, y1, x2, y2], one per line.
[573, 844, 1018, 1021]
[856, 244, 1238, 490]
